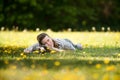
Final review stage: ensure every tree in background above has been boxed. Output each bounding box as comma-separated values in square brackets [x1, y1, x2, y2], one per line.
[0, 0, 120, 31]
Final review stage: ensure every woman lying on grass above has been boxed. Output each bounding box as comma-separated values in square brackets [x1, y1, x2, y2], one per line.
[24, 33, 83, 53]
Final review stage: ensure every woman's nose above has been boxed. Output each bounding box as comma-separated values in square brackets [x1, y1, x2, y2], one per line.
[45, 44, 48, 47]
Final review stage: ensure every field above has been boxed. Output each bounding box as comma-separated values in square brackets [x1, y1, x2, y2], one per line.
[0, 31, 120, 80]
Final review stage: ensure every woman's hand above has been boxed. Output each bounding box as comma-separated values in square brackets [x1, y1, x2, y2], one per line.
[24, 49, 30, 53]
[45, 45, 64, 52]
[51, 47, 64, 52]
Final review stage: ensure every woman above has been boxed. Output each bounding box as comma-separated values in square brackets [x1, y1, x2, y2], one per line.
[24, 33, 83, 53]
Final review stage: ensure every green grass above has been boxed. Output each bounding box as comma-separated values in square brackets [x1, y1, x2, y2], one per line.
[0, 31, 120, 80]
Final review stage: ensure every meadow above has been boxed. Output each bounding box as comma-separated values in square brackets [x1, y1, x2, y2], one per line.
[0, 31, 120, 80]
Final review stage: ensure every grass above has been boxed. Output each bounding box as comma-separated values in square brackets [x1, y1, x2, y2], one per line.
[0, 31, 120, 80]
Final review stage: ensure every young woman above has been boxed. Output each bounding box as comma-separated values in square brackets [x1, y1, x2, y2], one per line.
[24, 33, 83, 53]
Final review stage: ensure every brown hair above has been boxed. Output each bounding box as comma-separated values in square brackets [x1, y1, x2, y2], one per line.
[53, 40, 59, 48]
[37, 33, 59, 48]
[37, 33, 49, 45]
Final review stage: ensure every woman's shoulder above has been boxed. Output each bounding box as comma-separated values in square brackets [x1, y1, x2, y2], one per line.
[53, 38, 70, 45]
[53, 38, 64, 42]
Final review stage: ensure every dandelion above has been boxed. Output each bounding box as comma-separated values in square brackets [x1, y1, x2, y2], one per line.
[96, 64, 101, 69]
[16, 57, 21, 61]
[102, 73, 110, 80]
[10, 65, 17, 69]
[20, 53, 24, 56]
[36, 28, 40, 32]
[104, 58, 110, 64]
[83, 51, 86, 54]
[4, 50, 8, 53]
[50, 50, 56, 54]
[54, 61, 60, 66]
[46, 47, 50, 50]
[106, 65, 116, 71]
[88, 61, 92, 64]
[67, 28, 72, 32]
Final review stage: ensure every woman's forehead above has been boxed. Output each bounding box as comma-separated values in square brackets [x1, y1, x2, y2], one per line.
[42, 36, 50, 42]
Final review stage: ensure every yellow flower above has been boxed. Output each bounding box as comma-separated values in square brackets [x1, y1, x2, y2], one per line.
[46, 47, 50, 50]
[83, 51, 86, 54]
[74, 67, 79, 72]
[104, 58, 110, 64]
[102, 73, 110, 80]
[96, 64, 101, 69]
[106, 65, 116, 71]
[50, 50, 56, 54]
[20, 53, 24, 56]
[54, 61, 60, 66]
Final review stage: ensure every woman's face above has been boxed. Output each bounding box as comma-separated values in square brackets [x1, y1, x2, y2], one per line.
[41, 36, 54, 47]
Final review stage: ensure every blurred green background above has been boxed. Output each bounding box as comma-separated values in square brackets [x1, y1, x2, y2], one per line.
[0, 0, 120, 31]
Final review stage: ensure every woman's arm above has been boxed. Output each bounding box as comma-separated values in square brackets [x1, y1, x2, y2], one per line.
[24, 43, 40, 53]
[51, 47, 64, 52]
[54, 39, 76, 50]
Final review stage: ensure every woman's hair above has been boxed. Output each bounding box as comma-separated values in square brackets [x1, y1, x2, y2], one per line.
[37, 33, 49, 45]
[37, 33, 59, 48]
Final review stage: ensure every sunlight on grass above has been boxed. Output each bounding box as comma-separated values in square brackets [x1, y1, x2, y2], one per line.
[0, 31, 120, 47]
[0, 31, 120, 80]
